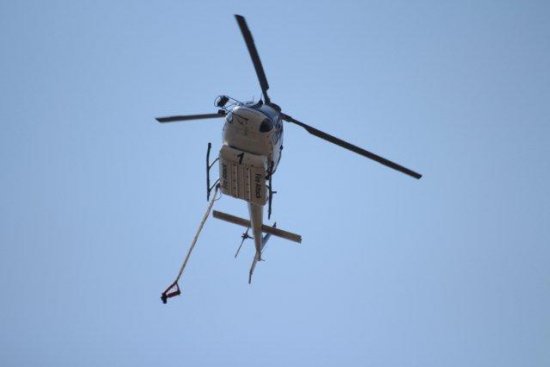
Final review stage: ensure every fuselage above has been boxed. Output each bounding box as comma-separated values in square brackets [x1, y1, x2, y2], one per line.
[222, 101, 283, 174]
[219, 101, 284, 270]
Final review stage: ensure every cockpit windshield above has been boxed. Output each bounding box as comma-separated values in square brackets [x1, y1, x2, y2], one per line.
[259, 118, 273, 132]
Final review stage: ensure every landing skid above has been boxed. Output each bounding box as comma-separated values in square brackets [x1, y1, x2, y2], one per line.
[206, 142, 220, 201]
[266, 160, 276, 220]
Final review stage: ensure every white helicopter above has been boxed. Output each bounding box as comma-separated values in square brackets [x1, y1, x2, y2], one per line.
[157, 15, 421, 300]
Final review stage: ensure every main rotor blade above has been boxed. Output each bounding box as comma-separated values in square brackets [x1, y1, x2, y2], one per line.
[156, 111, 226, 123]
[235, 14, 271, 104]
[282, 114, 422, 179]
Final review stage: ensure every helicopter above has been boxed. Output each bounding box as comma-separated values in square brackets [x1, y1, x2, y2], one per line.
[157, 15, 421, 294]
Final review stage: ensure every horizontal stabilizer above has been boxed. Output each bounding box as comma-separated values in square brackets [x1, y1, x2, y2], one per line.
[213, 210, 302, 243]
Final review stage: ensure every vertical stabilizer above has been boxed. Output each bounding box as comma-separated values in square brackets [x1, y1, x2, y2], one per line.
[248, 203, 263, 283]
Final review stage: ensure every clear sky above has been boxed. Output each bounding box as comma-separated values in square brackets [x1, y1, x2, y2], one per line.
[1, 1, 549, 366]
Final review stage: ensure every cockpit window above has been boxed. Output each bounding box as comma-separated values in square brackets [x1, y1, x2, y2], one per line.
[226, 112, 233, 123]
[259, 118, 273, 132]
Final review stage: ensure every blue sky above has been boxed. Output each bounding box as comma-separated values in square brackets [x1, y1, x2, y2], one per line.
[1, 1, 549, 366]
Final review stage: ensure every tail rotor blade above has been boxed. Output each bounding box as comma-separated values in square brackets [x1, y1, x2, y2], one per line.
[235, 228, 251, 258]
[282, 114, 422, 179]
[156, 111, 226, 123]
[235, 14, 271, 104]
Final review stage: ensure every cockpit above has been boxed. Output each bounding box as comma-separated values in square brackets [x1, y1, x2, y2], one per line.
[220, 96, 280, 134]
[259, 118, 273, 132]
[225, 108, 274, 133]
